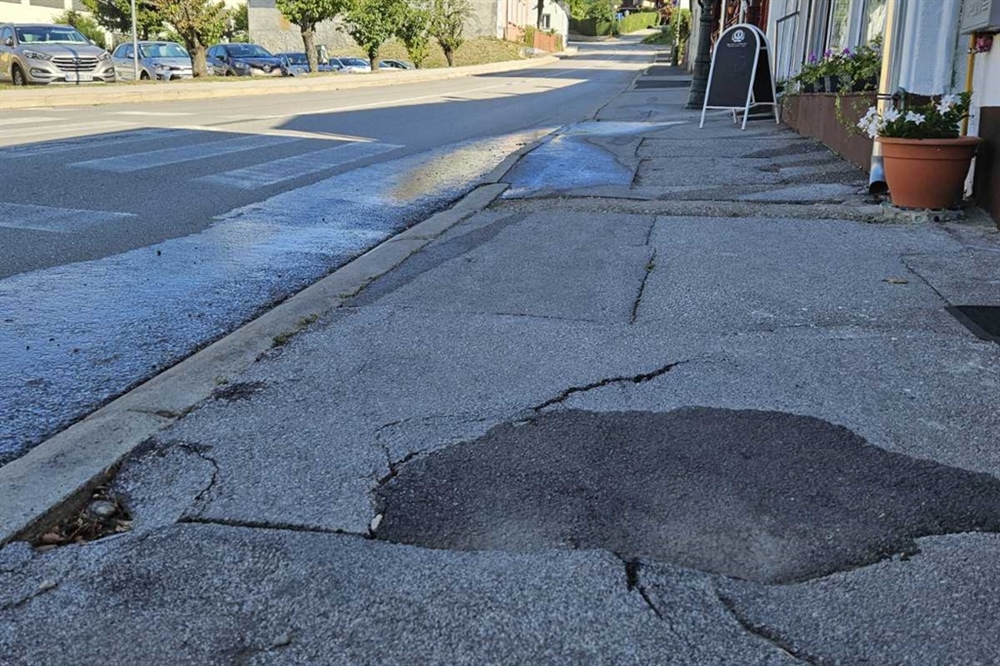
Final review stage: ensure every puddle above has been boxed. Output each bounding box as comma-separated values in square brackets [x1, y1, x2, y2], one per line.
[0, 132, 542, 464]
[503, 121, 685, 197]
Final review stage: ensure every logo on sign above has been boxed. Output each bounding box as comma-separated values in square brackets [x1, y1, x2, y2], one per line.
[732, 29, 746, 43]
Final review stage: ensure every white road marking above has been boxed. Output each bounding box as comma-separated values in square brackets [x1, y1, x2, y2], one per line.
[2, 121, 132, 140]
[70, 134, 299, 172]
[198, 140, 403, 189]
[110, 111, 194, 117]
[0, 202, 135, 233]
[0, 117, 64, 127]
[175, 125, 373, 143]
[0, 128, 190, 158]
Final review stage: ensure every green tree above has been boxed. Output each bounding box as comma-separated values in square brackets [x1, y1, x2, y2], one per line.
[585, 0, 615, 22]
[275, 0, 345, 73]
[223, 3, 250, 43]
[55, 10, 108, 47]
[81, 0, 164, 40]
[429, 0, 470, 67]
[344, 0, 405, 72]
[396, 3, 430, 68]
[153, 0, 228, 77]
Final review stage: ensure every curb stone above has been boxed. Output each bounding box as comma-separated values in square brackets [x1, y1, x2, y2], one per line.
[0, 182, 510, 546]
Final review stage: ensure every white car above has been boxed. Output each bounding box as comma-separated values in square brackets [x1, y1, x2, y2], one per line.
[331, 56, 371, 73]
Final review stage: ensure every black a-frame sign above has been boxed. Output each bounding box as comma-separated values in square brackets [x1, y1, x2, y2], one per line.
[700, 23, 780, 130]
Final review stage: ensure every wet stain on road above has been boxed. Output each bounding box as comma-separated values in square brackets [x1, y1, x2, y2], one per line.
[375, 408, 1000, 583]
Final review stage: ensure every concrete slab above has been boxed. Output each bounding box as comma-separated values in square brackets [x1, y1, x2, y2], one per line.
[0, 523, 794, 665]
[360, 211, 655, 323]
[718, 533, 1000, 665]
[638, 216, 963, 335]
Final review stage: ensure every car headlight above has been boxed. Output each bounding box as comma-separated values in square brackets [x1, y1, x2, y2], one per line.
[233, 61, 250, 70]
[154, 63, 171, 71]
[98, 51, 112, 61]
[22, 50, 52, 61]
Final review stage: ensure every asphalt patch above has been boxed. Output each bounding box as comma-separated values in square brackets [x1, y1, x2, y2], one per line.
[374, 408, 1000, 583]
[948, 305, 1000, 344]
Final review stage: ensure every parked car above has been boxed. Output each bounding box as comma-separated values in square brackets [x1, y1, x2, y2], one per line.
[206, 43, 284, 77]
[332, 56, 371, 73]
[112, 41, 192, 81]
[379, 59, 414, 70]
[274, 52, 340, 75]
[0, 23, 115, 85]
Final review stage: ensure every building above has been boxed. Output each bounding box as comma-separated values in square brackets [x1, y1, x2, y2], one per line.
[688, 0, 998, 224]
[0, 0, 88, 23]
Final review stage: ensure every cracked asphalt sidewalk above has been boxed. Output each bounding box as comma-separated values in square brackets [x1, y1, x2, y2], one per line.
[2, 69, 1000, 665]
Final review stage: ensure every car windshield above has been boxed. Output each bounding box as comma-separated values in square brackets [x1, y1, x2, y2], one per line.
[226, 44, 273, 58]
[15, 26, 89, 44]
[140, 43, 188, 58]
[342, 58, 368, 67]
[281, 53, 308, 65]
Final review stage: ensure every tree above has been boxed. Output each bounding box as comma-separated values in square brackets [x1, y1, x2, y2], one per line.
[81, 0, 163, 40]
[395, 3, 430, 68]
[223, 2, 251, 43]
[55, 10, 108, 47]
[429, 0, 470, 67]
[153, 0, 228, 77]
[344, 0, 405, 72]
[275, 0, 345, 73]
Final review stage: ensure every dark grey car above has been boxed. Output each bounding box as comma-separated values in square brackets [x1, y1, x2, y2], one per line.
[112, 41, 193, 81]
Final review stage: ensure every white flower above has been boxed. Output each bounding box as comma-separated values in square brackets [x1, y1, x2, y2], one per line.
[937, 94, 959, 113]
[857, 109, 883, 138]
[883, 107, 901, 123]
[905, 111, 926, 125]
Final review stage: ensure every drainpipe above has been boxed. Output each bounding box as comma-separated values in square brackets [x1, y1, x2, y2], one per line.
[868, 0, 903, 193]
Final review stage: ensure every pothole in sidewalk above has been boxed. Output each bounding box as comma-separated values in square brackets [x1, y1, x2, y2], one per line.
[373, 408, 1000, 584]
[30, 485, 132, 552]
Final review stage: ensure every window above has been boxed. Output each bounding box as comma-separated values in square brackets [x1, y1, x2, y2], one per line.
[861, 0, 887, 43]
[826, 0, 851, 52]
[1, 27, 13, 45]
[541, 14, 551, 29]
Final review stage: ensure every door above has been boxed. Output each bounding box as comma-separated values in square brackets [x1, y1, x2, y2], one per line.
[112, 44, 134, 80]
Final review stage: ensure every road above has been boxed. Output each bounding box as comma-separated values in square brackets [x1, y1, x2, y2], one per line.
[0, 42, 653, 463]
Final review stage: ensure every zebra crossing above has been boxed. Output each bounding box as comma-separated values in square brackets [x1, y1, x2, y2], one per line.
[1, 117, 405, 190]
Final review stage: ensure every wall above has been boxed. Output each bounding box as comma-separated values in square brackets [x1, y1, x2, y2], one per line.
[247, 0, 354, 55]
[0, 0, 87, 24]
[969, 41, 1000, 226]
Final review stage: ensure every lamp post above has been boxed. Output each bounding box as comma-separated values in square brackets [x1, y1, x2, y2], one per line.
[685, 0, 716, 108]
[130, 0, 139, 81]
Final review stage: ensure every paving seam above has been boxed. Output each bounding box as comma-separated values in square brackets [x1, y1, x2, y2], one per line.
[0, 182, 510, 546]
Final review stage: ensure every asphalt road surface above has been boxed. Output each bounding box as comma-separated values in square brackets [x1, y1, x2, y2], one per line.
[0, 42, 651, 462]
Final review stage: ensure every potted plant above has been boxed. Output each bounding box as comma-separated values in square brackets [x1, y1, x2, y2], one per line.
[795, 54, 822, 93]
[842, 38, 880, 92]
[858, 92, 980, 209]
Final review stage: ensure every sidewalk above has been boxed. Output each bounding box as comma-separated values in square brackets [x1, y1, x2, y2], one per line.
[2, 67, 999, 664]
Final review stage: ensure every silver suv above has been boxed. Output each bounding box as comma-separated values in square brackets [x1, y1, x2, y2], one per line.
[0, 23, 115, 85]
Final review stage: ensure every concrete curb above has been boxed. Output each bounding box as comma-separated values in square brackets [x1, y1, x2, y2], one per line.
[0, 56, 561, 110]
[0, 181, 510, 546]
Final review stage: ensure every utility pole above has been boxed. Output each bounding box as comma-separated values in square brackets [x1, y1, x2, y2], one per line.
[685, 0, 715, 108]
[130, 0, 139, 81]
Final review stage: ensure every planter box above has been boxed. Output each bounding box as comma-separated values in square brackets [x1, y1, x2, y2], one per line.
[782, 92, 877, 171]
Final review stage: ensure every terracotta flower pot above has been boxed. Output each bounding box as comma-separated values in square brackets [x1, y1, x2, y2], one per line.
[878, 136, 982, 209]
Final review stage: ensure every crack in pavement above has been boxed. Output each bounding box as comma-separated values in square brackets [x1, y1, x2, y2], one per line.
[531, 360, 689, 411]
[900, 255, 952, 305]
[717, 593, 817, 665]
[175, 442, 221, 519]
[178, 516, 371, 539]
[630, 248, 657, 324]
[617, 554, 663, 620]
[1, 579, 60, 613]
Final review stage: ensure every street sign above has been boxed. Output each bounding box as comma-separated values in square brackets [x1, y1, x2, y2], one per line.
[700, 23, 779, 130]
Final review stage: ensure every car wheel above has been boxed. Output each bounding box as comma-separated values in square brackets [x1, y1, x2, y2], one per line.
[225, 69, 234, 77]
[139, 71, 149, 81]
[12, 64, 27, 86]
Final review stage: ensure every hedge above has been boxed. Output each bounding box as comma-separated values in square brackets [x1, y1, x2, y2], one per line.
[618, 11, 660, 34]
[569, 17, 615, 36]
